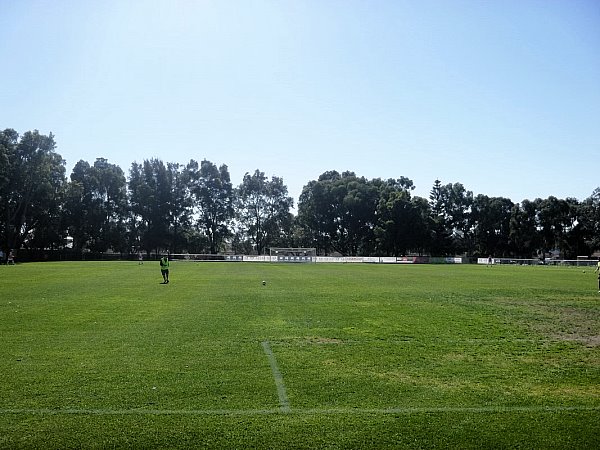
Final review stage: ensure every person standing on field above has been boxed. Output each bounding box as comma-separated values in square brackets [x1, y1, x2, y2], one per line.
[595, 257, 600, 293]
[160, 255, 170, 284]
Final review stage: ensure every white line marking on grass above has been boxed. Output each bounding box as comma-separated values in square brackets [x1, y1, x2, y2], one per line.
[301, 405, 600, 415]
[0, 405, 598, 416]
[0, 408, 281, 416]
[262, 340, 291, 413]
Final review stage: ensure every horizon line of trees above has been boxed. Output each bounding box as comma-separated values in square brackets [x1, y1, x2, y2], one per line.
[2, 129, 599, 259]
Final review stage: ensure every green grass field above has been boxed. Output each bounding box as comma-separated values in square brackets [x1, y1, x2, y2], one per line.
[1, 261, 599, 449]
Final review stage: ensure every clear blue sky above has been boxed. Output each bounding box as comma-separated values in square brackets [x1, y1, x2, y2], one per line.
[1, 0, 599, 207]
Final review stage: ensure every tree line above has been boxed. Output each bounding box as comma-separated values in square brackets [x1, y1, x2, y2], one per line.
[1, 129, 599, 259]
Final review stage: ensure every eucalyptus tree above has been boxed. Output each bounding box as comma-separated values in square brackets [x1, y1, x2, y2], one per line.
[0, 129, 66, 253]
[236, 170, 293, 255]
[0, 130, 10, 198]
[340, 175, 379, 255]
[297, 172, 341, 255]
[470, 195, 514, 257]
[578, 188, 600, 254]
[285, 215, 313, 249]
[128, 159, 191, 254]
[65, 158, 128, 253]
[563, 197, 587, 258]
[508, 199, 541, 258]
[561, 198, 589, 258]
[185, 159, 234, 254]
[374, 177, 422, 256]
[538, 196, 585, 259]
[63, 173, 87, 252]
[537, 196, 581, 258]
[410, 195, 434, 255]
[297, 171, 379, 256]
[443, 182, 473, 254]
[168, 162, 193, 253]
[427, 180, 473, 255]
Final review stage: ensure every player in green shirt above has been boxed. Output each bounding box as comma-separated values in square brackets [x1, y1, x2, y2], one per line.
[595, 257, 600, 293]
[160, 255, 170, 284]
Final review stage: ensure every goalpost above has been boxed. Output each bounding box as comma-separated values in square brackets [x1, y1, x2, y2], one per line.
[269, 247, 316, 263]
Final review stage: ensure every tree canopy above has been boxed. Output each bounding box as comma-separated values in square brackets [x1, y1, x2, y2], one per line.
[1, 128, 599, 259]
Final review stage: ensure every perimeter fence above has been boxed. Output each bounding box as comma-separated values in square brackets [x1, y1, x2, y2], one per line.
[5, 249, 599, 267]
[169, 254, 598, 267]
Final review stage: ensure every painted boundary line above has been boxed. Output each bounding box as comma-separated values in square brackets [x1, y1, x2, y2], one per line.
[0, 406, 598, 416]
[261, 340, 291, 413]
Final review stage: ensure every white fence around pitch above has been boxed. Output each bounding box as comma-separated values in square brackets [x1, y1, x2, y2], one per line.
[171, 255, 462, 264]
[477, 258, 599, 267]
[169, 253, 598, 266]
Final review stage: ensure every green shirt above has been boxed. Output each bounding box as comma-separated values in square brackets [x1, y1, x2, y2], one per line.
[160, 258, 170, 270]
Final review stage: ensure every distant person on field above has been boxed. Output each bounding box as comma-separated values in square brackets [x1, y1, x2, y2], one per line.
[160, 255, 170, 284]
[487, 255, 493, 267]
[138, 252, 144, 265]
[7, 250, 15, 265]
[595, 257, 600, 293]
[0, 249, 4, 264]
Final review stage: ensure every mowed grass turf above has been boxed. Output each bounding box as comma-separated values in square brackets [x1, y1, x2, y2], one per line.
[0, 261, 599, 449]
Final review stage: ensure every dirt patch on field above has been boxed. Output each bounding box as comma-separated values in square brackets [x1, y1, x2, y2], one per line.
[556, 334, 600, 347]
[526, 305, 599, 347]
[490, 299, 599, 347]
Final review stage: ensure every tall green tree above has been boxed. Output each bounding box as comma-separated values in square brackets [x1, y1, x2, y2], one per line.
[186, 159, 234, 254]
[428, 180, 473, 255]
[578, 188, 600, 254]
[562, 198, 589, 258]
[64, 158, 128, 253]
[537, 196, 580, 258]
[428, 180, 453, 255]
[443, 182, 473, 254]
[297, 172, 341, 255]
[508, 199, 541, 258]
[411, 195, 434, 255]
[298, 171, 378, 256]
[168, 162, 193, 253]
[63, 175, 87, 252]
[236, 170, 293, 255]
[470, 195, 513, 257]
[0, 129, 66, 254]
[341, 176, 380, 256]
[374, 178, 424, 256]
[128, 159, 190, 254]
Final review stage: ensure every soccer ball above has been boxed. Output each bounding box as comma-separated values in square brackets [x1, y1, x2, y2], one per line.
[262, 280, 266, 286]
